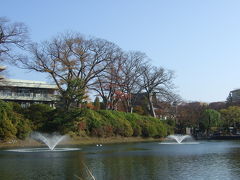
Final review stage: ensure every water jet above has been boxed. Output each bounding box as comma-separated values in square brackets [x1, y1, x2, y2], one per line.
[160, 134, 198, 144]
[31, 132, 67, 150]
[6, 132, 80, 152]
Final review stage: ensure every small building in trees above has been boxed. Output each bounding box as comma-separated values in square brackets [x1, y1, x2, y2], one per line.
[133, 92, 179, 119]
[209, 101, 226, 110]
[129, 92, 150, 115]
[0, 79, 58, 107]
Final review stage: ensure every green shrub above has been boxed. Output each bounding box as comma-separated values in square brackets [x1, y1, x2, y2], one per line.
[155, 123, 167, 137]
[0, 101, 17, 140]
[9, 102, 25, 114]
[147, 124, 158, 137]
[15, 114, 31, 139]
[98, 110, 133, 137]
[24, 104, 53, 131]
[33, 107, 173, 139]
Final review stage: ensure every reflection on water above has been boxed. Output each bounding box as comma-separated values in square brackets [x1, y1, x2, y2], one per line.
[5, 147, 81, 152]
[1, 141, 240, 179]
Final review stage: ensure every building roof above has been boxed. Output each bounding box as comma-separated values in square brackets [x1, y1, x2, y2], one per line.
[230, 89, 240, 93]
[0, 79, 58, 89]
[0, 66, 6, 72]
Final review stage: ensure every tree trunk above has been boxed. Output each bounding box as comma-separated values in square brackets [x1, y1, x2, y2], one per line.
[148, 94, 156, 118]
[102, 97, 108, 110]
[130, 107, 133, 114]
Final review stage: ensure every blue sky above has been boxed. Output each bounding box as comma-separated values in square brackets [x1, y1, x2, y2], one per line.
[2, 0, 240, 102]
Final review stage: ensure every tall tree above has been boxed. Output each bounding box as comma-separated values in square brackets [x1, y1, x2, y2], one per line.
[117, 51, 146, 113]
[0, 17, 28, 63]
[91, 49, 123, 110]
[139, 64, 176, 117]
[19, 33, 119, 110]
[177, 102, 207, 133]
[92, 51, 146, 112]
[220, 106, 240, 130]
[93, 97, 100, 111]
[200, 109, 221, 135]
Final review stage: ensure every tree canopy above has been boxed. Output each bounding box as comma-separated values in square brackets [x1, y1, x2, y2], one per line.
[200, 109, 221, 135]
[0, 17, 29, 63]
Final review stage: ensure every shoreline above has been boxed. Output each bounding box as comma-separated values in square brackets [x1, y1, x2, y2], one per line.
[0, 136, 162, 149]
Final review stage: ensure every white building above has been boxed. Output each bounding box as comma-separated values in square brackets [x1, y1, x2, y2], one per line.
[0, 79, 58, 107]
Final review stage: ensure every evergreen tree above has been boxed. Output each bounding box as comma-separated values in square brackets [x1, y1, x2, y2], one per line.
[93, 97, 100, 111]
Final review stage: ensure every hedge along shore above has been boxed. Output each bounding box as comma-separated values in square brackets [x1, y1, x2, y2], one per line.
[0, 136, 163, 149]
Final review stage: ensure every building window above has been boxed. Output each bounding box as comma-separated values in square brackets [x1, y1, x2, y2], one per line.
[21, 102, 31, 108]
[0, 89, 12, 96]
[16, 88, 32, 97]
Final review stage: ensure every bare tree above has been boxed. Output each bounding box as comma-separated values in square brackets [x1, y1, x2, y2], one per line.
[91, 49, 124, 110]
[19, 33, 119, 110]
[0, 17, 28, 63]
[92, 51, 146, 112]
[117, 51, 146, 113]
[139, 64, 176, 117]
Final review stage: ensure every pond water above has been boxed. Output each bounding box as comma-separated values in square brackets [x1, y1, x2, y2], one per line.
[1, 140, 240, 180]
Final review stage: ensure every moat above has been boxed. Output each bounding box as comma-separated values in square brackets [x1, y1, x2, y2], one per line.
[1, 140, 240, 179]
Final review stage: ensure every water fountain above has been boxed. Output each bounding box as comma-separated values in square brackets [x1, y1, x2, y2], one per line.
[6, 132, 81, 152]
[168, 134, 192, 144]
[160, 134, 198, 144]
[31, 132, 67, 150]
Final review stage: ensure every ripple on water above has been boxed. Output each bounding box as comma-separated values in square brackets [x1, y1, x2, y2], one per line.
[5, 148, 81, 152]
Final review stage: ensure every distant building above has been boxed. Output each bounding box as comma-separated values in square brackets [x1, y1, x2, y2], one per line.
[228, 89, 240, 104]
[132, 92, 158, 107]
[0, 79, 58, 107]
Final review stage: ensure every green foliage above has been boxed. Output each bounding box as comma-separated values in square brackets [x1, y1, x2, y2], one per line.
[105, 110, 133, 137]
[140, 116, 168, 137]
[9, 102, 24, 114]
[14, 113, 31, 139]
[220, 106, 240, 128]
[200, 109, 221, 132]
[0, 99, 173, 140]
[93, 97, 100, 111]
[83, 108, 105, 136]
[42, 108, 83, 134]
[125, 113, 142, 136]
[165, 119, 175, 127]
[46, 108, 172, 138]
[0, 100, 31, 140]
[58, 79, 87, 110]
[146, 124, 158, 137]
[24, 104, 53, 131]
[0, 101, 17, 140]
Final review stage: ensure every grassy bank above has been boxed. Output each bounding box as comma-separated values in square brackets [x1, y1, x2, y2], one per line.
[0, 101, 173, 146]
[0, 136, 162, 149]
[66, 136, 162, 145]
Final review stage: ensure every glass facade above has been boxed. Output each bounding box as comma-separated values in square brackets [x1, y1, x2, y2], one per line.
[0, 79, 57, 108]
[0, 88, 53, 99]
[0, 87, 57, 108]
